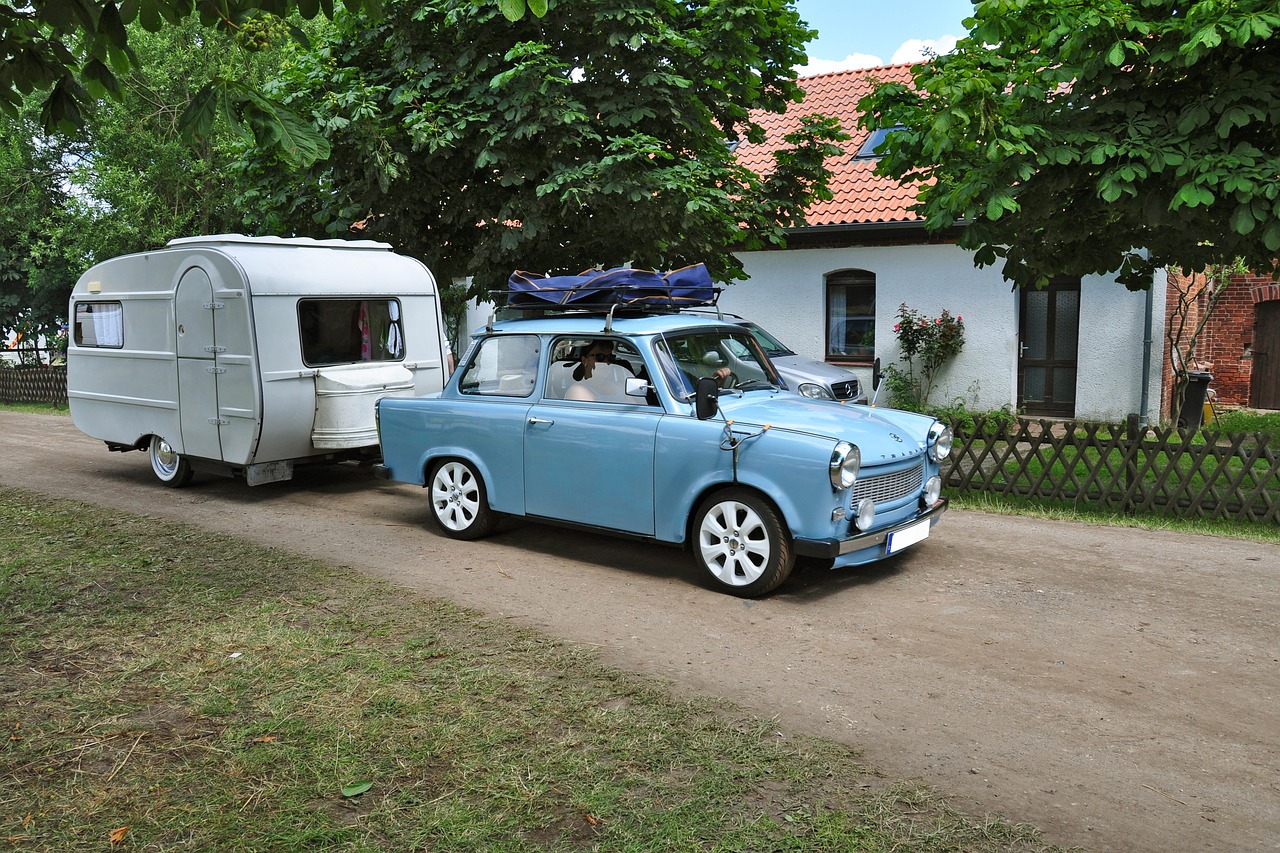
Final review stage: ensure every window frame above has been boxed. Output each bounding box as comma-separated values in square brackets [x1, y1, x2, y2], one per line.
[825, 270, 876, 365]
[72, 301, 125, 349]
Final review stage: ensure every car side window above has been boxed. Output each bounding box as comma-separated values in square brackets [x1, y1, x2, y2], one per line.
[458, 334, 539, 397]
[544, 337, 652, 405]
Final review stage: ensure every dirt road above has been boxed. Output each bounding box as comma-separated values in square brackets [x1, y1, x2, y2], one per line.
[3, 411, 1277, 852]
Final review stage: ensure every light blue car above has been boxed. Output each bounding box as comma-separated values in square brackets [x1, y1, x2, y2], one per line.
[374, 272, 950, 597]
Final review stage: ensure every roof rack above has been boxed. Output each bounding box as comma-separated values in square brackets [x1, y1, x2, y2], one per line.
[500, 264, 721, 312]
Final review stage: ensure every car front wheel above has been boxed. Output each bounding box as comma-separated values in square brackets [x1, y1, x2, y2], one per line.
[428, 458, 497, 540]
[692, 488, 793, 597]
[149, 435, 193, 488]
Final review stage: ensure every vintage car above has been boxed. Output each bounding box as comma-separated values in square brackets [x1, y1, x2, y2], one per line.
[374, 266, 949, 597]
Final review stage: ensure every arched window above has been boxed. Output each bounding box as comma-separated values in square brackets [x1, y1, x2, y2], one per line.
[826, 270, 875, 362]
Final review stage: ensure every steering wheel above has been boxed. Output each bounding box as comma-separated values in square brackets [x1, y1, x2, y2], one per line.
[721, 371, 740, 389]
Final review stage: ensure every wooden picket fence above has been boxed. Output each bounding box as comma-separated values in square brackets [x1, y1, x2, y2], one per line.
[943, 416, 1280, 524]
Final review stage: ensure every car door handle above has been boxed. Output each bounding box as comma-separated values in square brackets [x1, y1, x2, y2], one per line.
[528, 417, 554, 425]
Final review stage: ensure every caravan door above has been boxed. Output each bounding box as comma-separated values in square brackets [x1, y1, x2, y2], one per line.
[175, 267, 222, 461]
[175, 266, 257, 464]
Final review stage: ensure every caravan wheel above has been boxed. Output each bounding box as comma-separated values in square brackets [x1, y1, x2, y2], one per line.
[149, 436, 193, 488]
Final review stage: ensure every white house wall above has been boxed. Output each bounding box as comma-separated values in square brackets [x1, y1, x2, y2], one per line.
[728, 244, 1164, 423]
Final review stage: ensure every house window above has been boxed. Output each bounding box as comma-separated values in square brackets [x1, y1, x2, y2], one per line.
[826, 270, 875, 362]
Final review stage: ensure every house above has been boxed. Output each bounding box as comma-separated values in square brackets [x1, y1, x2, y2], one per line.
[725, 65, 1167, 423]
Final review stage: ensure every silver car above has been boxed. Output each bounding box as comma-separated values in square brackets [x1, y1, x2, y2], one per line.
[713, 313, 866, 403]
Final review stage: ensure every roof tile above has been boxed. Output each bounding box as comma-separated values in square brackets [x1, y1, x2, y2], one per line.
[736, 64, 923, 227]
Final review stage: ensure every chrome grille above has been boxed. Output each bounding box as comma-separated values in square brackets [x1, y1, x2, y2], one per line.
[830, 380, 860, 400]
[851, 464, 923, 506]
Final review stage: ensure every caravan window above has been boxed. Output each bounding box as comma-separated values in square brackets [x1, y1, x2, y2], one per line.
[299, 299, 405, 366]
[73, 302, 124, 348]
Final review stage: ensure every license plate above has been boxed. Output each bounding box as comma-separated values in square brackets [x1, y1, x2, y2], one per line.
[886, 518, 930, 554]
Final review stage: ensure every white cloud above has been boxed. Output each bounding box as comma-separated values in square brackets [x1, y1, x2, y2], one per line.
[889, 35, 959, 64]
[797, 35, 960, 76]
[797, 53, 883, 75]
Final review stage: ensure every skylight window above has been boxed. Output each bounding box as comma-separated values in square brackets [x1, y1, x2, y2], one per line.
[854, 126, 903, 159]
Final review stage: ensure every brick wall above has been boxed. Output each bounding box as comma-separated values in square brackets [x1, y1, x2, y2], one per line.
[1163, 268, 1280, 415]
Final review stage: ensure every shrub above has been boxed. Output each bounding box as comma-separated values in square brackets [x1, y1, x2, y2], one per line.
[884, 303, 965, 411]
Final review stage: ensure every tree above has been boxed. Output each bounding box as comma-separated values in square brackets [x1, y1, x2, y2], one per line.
[1, 0, 551, 168]
[0, 104, 81, 340]
[236, 0, 846, 296]
[0, 19, 276, 338]
[857, 0, 1280, 291]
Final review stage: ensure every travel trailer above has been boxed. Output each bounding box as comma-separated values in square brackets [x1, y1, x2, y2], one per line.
[67, 235, 450, 486]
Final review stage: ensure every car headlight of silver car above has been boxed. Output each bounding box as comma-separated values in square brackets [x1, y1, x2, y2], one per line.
[829, 441, 860, 490]
[928, 422, 953, 462]
[797, 382, 835, 400]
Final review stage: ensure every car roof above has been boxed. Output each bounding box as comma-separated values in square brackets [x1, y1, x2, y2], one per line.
[477, 311, 745, 339]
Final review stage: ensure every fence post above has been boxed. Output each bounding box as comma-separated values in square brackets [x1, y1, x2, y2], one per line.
[1124, 414, 1140, 515]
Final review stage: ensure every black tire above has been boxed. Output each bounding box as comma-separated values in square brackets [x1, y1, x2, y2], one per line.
[691, 488, 794, 597]
[149, 435, 193, 488]
[427, 458, 497, 540]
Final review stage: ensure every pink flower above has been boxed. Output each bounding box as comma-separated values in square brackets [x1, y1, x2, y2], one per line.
[957, 316, 963, 322]
[893, 324, 900, 331]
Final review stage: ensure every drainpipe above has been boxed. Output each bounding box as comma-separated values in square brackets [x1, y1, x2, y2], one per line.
[1139, 279, 1154, 426]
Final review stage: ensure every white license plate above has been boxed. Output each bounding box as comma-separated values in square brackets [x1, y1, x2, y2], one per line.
[886, 518, 930, 555]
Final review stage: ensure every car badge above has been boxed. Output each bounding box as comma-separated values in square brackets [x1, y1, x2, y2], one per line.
[889, 432, 903, 442]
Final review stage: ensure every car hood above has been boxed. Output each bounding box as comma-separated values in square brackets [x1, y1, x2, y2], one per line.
[716, 392, 938, 463]
[771, 355, 856, 385]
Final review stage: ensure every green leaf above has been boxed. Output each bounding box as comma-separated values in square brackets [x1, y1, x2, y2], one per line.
[341, 781, 373, 797]
[497, 0, 525, 22]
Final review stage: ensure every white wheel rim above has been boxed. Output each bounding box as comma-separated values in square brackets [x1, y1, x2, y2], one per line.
[151, 438, 180, 479]
[698, 500, 771, 586]
[431, 462, 482, 531]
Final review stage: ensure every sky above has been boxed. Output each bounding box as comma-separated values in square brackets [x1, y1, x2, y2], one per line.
[792, 0, 974, 75]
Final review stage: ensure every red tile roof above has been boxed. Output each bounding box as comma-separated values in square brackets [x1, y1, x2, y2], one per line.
[736, 64, 923, 227]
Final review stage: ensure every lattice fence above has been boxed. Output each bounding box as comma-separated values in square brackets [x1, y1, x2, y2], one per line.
[0, 365, 68, 405]
[943, 416, 1280, 524]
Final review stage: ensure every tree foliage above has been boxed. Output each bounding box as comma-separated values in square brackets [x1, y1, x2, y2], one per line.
[0, 0, 384, 167]
[237, 0, 846, 296]
[0, 19, 271, 336]
[858, 0, 1280, 290]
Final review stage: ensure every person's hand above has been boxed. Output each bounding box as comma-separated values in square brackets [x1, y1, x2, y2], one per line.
[713, 367, 730, 384]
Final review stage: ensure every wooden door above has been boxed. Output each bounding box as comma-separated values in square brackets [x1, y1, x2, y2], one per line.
[1253, 301, 1280, 409]
[1018, 280, 1080, 418]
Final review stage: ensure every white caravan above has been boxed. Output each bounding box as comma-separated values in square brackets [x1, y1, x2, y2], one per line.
[67, 235, 450, 486]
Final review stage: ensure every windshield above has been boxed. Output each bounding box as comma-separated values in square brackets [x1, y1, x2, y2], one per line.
[654, 329, 783, 399]
[743, 322, 794, 357]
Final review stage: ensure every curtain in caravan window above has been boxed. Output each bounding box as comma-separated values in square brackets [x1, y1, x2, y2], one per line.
[74, 302, 124, 348]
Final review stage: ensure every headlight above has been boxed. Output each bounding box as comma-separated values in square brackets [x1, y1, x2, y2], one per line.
[928, 422, 953, 461]
[829, 441, 860, 490]
[798, 382, 834, 400]
[923, 475, 943, 507]
[853, 498, 876, 531]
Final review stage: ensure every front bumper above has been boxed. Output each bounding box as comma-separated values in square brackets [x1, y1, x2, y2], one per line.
[792, 498, 948, 559]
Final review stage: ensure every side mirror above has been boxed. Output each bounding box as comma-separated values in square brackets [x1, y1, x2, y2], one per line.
[695, 376, 719, 420]
[872, 357, 882, 390]
[624, 377, 651, 398]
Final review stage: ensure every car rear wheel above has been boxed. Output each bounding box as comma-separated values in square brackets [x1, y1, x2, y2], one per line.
[692, 488, 793, 597]
[428, 459, 497, 540]
[149, 435, 193, 488]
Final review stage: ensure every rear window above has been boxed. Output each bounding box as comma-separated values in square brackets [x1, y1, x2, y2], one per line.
[299, 299, 404, 366]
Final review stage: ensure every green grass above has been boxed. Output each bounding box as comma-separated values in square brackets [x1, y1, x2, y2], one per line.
[0, 488, 1065, 852]
[1212, 406, 1280, 441]
[0, 400, 67, 415]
